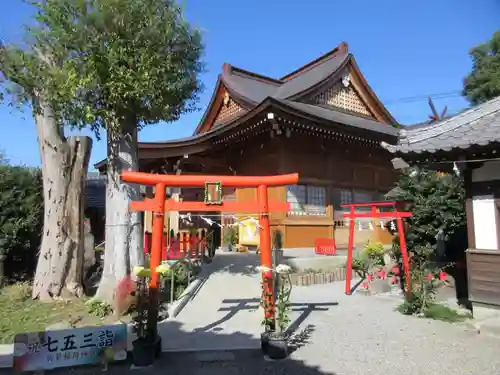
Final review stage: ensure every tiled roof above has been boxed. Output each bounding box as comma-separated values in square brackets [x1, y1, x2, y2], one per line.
[222, 53, 348, 104]
[277, 100, 399, 136]
[382, 96, 500, 154]
[85, 175, 105, 209]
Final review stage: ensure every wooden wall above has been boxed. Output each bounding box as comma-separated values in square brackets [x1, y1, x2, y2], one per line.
[232, 135, 396, 248]
[467, 249, 500, 306]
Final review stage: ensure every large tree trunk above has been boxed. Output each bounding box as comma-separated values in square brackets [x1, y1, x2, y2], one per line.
[94, 119, 143, 304]
[32, 97, 93, 301]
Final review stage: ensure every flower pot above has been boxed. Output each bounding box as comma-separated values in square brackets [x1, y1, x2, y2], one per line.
[266, 336, 288, 360]
[132, 336, 161, 367]
[260, 331, 271, 354]
[154, 336, 162, 359]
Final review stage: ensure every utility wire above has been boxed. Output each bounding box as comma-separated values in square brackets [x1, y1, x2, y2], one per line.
[384, 90, 463, 105]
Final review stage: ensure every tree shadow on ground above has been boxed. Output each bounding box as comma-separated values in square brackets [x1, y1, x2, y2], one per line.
[62, 319, 337, 375]
[201, 251, 263, 277]
[3, 318, 337, 375]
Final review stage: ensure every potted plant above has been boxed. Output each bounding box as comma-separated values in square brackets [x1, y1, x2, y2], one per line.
[223, 226, 239, 252]
[266, 264, 292, 360]
[131, 267, 161, 367]
[258, 268, 276, 353]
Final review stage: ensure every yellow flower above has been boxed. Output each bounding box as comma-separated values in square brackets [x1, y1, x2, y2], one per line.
[156, 264, 170, 275]
[133, 266, 151, 277]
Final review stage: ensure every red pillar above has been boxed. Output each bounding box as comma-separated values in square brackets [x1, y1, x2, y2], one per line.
[147, 182, 166, 336]
[257, 184, 275, 325]
[345, 206, 356, 295]
[396, 215, 411, 294]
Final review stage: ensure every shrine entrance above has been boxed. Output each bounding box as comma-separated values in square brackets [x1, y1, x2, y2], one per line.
[342, 201, 413, 295]
[121, 171, 299, 338]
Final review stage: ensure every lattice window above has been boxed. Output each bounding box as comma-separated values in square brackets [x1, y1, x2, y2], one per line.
[307, 186, 327, 215]
[287, 185, 307, 215]
[213, 97, 244, 126]
[286, 185, 327, 216]
[332, 188, 353, 211]
[312, 76, 373, 117]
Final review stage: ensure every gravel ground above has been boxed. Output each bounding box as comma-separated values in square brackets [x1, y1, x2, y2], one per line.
[5, 281, 500, 375]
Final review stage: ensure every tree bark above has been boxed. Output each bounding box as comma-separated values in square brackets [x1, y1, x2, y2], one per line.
[31, 96, 93, 301]
[94, 119, 143, 304]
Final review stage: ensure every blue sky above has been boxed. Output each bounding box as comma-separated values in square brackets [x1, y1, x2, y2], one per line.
[1, 0, 498, 169]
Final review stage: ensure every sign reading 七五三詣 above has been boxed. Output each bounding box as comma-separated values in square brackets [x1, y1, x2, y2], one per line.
[13, 324, 128, 372]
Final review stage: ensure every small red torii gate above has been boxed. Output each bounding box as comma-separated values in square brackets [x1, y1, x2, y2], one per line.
[121, 171, 299, 336]
[342, 201, 412, 295]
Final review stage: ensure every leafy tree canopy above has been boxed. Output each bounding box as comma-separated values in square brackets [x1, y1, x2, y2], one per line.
[0, 162, 43, 281]
[25, 0, 205, 136]
[388, 168, 466, 251]
[463, 30, 500, 105]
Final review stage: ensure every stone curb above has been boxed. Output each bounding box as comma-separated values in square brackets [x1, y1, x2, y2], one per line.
[166, 276, 207, 320]
[290, 268, 347, 287]
[0, 344, 13, 368]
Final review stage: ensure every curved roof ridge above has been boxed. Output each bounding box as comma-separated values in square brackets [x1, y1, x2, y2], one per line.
[279, 42, 349, 81]
[222, 63, 282, 85]
[401, 96, 500, 144]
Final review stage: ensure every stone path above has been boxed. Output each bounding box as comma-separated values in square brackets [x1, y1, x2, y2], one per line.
[158, 252, 264, 351]
[4, 252, 500, 374]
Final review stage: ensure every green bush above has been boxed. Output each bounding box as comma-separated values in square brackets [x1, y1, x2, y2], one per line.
[0, 164, 43, 284]
[351, 241, 386, 278]
[388, 167, 466, 256]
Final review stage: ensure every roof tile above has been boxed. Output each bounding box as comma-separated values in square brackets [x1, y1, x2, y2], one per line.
[382, 96, 500, 154]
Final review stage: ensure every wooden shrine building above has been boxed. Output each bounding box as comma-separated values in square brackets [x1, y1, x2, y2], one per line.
[96, 42, 400, 249]
[382, 96, 500, 316]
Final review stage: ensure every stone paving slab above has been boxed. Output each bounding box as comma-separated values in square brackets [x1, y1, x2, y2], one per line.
[159, 252, 264, 352]
[4, 279, 500, 374]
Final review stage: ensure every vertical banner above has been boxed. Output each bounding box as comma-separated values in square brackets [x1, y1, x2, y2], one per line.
[13, 324, 127, 372]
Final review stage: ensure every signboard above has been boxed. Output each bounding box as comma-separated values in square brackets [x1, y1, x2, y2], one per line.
[13, 324, 127, 372]
[238, 217, 260, 246]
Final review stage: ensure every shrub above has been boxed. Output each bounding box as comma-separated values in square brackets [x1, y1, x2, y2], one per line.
[351, 241, 386, 278]
[0, 164, 43, 284]
[388, 167, 466, 256]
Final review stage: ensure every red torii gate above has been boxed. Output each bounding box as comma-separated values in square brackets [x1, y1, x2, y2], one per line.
[121, 171, 299, 336]
[342, 201, 412, 295]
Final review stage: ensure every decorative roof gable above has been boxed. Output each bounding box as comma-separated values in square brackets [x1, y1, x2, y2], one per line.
[195, 42, 396, 134]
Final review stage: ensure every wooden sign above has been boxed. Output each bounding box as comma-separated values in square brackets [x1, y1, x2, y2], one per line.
[13, 324, 127, 372]
[204, 182, 222, 205]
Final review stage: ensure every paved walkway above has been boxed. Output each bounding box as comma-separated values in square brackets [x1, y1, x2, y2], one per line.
[158, 252, 264, 351]
[19, 279, 500, 375]
[4, 252, 500, 374]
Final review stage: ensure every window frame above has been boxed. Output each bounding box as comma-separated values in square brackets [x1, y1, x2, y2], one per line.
[286, 184, 327, 217]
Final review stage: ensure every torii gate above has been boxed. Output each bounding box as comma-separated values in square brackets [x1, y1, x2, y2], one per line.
[121, 171, 299, 336]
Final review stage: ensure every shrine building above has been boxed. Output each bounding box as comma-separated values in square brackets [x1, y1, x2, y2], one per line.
[96, 42, 400, 249]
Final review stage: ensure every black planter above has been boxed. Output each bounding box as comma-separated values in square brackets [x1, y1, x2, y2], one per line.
[132, 336, 161, 367]
[260, 331, 271, 354]
[266, 336, 288, 360]
[154, 336, 162, 359]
